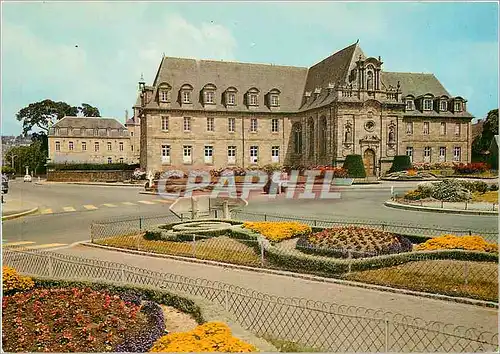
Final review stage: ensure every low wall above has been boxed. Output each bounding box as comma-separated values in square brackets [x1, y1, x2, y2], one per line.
[47, 170, 133, 182]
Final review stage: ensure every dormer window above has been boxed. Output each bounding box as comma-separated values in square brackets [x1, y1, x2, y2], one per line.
[267, 88, 281, 108]
[180, 84, 193, 104]
[225, 87, 237, 106]
[406, 99, 414, 111]
[440, 100, 448, 111]
[271, 95, 279, 106]
[158, 83, 172, 103]
[423, 99, 432, 111]
[246, 87, 260, 107]
[202, 83, 217, 105]
[454, 101, 462, 112]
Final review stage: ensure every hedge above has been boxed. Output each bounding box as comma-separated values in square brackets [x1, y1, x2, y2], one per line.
[389, 155, 412, 173]
[342, 155, 366, 178]
[46, 163, 140, 171]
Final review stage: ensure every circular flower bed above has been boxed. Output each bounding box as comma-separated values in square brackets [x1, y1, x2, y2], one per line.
[415, 234, 498, 253]
[242, 221, 311, 242]
[2, 280, 165, 352]
[150, 321, 256, 352]
[296, 226, 412, 258]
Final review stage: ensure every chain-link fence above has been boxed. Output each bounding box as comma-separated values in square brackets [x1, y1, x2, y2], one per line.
[3, 249, 498, 352]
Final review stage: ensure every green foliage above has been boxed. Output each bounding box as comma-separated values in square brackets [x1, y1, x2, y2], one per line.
[389, 155, 412, 173]
[1, 166, 16, 175]
[16, 99, 101, 136]
[46, 163, 139, 171]
[5, 140, 47, 175]
[472, 109, 498, 161]
[342, 155, 366, 178]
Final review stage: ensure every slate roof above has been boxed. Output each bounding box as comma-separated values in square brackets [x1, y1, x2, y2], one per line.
[52, 117, 127, 130]
[381, 72, 450, 98]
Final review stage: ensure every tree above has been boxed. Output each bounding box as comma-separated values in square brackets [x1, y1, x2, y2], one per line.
[16, 99, 101, 136]
[472, 109, 498, 162]
[389, 155, 412, 173]
[342, 155, 366, 178]
[5, 141, 47, 176]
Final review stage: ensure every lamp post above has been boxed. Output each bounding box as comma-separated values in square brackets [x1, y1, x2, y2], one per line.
[138, 74, 146, 171]
[11, 154, 17, 170]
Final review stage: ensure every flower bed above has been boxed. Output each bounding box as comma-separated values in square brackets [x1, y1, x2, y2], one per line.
[415, 235, 498, 253]
[150, 321, 256, 352]
[296, 226, 412, 258]
[402, 179, 496, 201]
[3, 266, 34, 294]
[242, 221, 311, 242]
[2, 286, 164, 352]
[453, 162, 490, 175]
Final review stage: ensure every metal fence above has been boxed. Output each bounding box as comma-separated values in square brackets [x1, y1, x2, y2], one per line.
[3, 249, 498, 352]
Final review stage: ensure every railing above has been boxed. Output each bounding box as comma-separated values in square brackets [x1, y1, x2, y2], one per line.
[3, 249, 498, 352]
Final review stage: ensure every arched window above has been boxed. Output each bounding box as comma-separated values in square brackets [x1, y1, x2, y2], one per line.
[293, 123, 302, 154]
[320, 116, 327, 155]
[367, 71, 374, 91]
[308, 118, 314, 157]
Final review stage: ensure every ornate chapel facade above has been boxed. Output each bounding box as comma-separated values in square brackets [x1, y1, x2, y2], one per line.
[132, 41, 473, 176]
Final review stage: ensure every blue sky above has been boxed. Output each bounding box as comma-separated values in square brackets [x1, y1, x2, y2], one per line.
[1, 1, 498, 136]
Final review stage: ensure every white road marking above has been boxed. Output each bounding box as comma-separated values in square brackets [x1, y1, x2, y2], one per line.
[83, 205, 98, 210]
[41, 209, 53, 214]
[3, 241, 36, 247]
[103, 203, 117, 208]
[137, 200, 156, 205]
[63, 206, 76, 212]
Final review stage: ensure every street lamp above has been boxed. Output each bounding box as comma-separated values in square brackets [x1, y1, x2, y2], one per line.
[10, 155, 17, 169]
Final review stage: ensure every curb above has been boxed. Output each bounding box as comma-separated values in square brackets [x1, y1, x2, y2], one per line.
[2, 207, 39, 221]
[385, 200, 498, 215]
[36, 181, 143, 188]
[81, 242, 497, 309]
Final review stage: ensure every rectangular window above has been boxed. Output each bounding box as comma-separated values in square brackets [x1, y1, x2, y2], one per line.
[69, 141, 74, 151]
[160, 90, 169, 102]
[183, 117, 191, 132]
[161, 144, 171, 164]
[271, 146, 280, 163]
[454, 101, 462, 112]
[406, 100, 414, 111]
[250, 118, 258, 132]
[439, 147, 446, 162]
[183, 91, 191, 104]
[107, 142, 112, 151]
[271, 118, 279, 133]
[406, 122, 413, 135]
[107, 157, 112, 164]
[228, 118, 235, 132]
[424, 99, 432, 110]
[249, 94, 257, 106]
[205, 91, 214, 104]
[250, 146, 258, 163]
[131, 145, 134, 152]
[55, 141, 60, 151]
[453, 147, 461, 162]
[424, 147, 431, 162]
[161, 116, 169, 131]
[119, 157, 124, 163]
[423, 122, 429, 135]
[183, 145, 192, 164]
[227, 146, 236, 164]
[94, 142, 99, 152]
[440, 122, 446, 135]
[406, 147, 413, 163]
[130, 131, 134, 137]
[204, 145, 213, 164]
[207, 117, 214, 132]
[271, 95, 279, 107]
[227, 93, 235, 105]
[440, 100, 447, 111]
[119, 142, 124, 151]
[82, 142, 87, 151]
[455, 123, 461, 136]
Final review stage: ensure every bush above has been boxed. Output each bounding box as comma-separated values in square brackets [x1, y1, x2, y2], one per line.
[415, 235, 498, 253]
[403, 190, 425, 200]
[46, 163, 140, 171]
[342, 155, 366, 178]
[296, 227, 413, 258]
[452, 162, 490, 174]
[2, 266, 34, 294]
[150, 322, 257, 353]
[490, 183, 499, 191]
[431, 179, 472, 202]
[389, 155, 412, 173]
[242, 222, 311, 242]
[2, 166, 16, 175]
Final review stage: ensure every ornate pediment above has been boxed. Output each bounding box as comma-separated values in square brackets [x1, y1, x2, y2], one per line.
[359, 134, 380, 143]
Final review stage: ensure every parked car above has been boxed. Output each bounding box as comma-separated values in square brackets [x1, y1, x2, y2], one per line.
[23, 174, 32, 183]
[2, 175, 8, 194]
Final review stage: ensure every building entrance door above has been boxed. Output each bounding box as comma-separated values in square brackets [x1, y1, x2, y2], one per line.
[363, 149, 376, 176]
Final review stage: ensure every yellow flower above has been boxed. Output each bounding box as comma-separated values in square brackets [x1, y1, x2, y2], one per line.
[416, 234, 498, 253]
[2, 266, 34, 293]
[243, 222, 311, 242]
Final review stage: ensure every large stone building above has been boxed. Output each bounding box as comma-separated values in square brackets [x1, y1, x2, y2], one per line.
[135, 41, 473, 176]
[48, 116, 138, 164]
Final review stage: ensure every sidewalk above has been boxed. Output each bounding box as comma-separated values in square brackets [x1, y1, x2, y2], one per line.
[54, 244, 498, 333]
[1, 197, 39, 219]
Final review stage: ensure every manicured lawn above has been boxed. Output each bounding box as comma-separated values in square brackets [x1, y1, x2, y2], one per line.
[473, 191, 498, 203]
[95, 234, 262, 267]
[345, 259, 498, 302]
